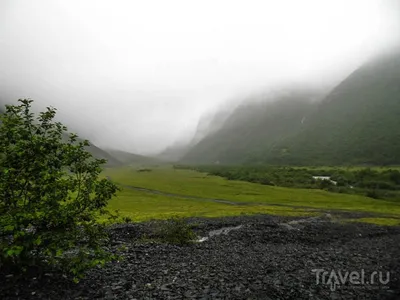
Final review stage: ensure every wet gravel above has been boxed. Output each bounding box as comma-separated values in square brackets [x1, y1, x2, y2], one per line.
[1, 214, 400, 300]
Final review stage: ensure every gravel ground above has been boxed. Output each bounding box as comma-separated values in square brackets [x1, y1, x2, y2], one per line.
[1, 214, 400, 300]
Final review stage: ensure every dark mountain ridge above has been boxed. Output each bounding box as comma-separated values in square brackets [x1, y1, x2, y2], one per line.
[181, 88, 324, 165]
[180, 50, 400, 166]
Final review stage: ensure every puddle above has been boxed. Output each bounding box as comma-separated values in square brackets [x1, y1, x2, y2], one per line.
[197, 225, 243, 242]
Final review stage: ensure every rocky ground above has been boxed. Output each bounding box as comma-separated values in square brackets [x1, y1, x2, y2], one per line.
[1, 214, 400, 300]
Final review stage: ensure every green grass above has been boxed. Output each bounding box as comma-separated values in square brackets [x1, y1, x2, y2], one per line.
[104, 167, 400, 214]
[346, 217, 400, 226]
[101, 166, 400, 224]
[102, 188, 317, 222]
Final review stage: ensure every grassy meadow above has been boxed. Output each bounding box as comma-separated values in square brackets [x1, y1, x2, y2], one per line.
[101, 166, 400, 225]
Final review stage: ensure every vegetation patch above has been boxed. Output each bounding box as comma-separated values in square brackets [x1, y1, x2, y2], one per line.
[138, 217, 197, 245]
[177, 165, 400, 202]
[137, 168, 152, 172]
[103, 167, 400, 218]
[0, 100, 119, 282]
[102, 188, 317, 222]
[346, 217, 400, 226]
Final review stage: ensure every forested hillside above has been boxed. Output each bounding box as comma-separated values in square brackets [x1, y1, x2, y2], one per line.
[265, 49, 400, 165]
[181, 89, 323, 164]
[181, 50, 400, 166]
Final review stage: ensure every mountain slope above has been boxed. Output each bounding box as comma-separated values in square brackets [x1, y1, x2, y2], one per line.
[156, 143, 191, 162]
[105, 149, 160, 166]
[0, 104, 122, 167]
[59, 133, 122, 167]
[181, 88, 322, 164]
[86, 144, 122, 167]
[265, 49, 400, 165]
[181, 49, 400, 166]
[156, 105, 237, 162]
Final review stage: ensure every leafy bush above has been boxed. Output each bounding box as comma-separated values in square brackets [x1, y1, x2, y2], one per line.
[158, 217, 196, 245]
[366, 190, 380, 199]
[145, 217, 196, 245]
[360, 180, 397, 190]
[316, 178, 335, 189]
[387, 170, 400, 185]
[123, 216, 133, 223]
[0, 99, 119, 280]
[137, 168, 152, 172]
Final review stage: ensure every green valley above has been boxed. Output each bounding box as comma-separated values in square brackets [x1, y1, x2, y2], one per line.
[102, 166, 400, 225]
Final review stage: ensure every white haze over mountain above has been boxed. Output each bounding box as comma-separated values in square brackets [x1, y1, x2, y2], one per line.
[0, 0, 398, 154]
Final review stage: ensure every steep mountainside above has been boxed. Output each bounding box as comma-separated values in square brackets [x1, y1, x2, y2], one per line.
[60, 134, 123, 167]
[190, 105, 238, 145]
[105, 149, 160, 166]
[264, 49, 400, 165]
[181, 49, 400, 166]
[181, 88, 322, 164]
[86, 144, 122, 167]
[156, 143, 191, 162]
[156, 103, 239, 162]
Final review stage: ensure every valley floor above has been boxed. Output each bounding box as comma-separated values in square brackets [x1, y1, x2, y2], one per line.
[103, 166, 400, 225]
[2, 215, 400, 300]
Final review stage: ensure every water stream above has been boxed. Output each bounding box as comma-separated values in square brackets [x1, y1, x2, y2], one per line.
[197, 225, 243, 242]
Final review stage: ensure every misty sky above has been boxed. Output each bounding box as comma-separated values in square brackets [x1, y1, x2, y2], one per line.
[0, 0, 398, 154]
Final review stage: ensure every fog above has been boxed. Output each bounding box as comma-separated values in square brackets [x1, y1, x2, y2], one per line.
[0, 0, 399, 155]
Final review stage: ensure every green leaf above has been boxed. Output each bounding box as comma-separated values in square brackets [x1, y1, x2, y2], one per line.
[4, 225, 14, 231]
[5, 246, 24, 257]
[34, 237, 42, 246]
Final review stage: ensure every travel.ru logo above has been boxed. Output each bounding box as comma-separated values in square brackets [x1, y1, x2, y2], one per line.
[312, 269, 390, 291]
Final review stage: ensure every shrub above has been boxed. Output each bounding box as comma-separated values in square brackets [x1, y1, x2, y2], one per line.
[316, 179, 334, 189]
[123, 216, 133, 223]
[147, 217, 196, 245]
[0, 99, 119, 280]
[137, 168, 152, 172]
[159, 217, 196, 245]
[366, 190, 380, 199]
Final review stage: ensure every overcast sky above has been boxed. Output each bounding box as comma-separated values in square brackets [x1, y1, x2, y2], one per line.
[0, 0, 398, 154]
